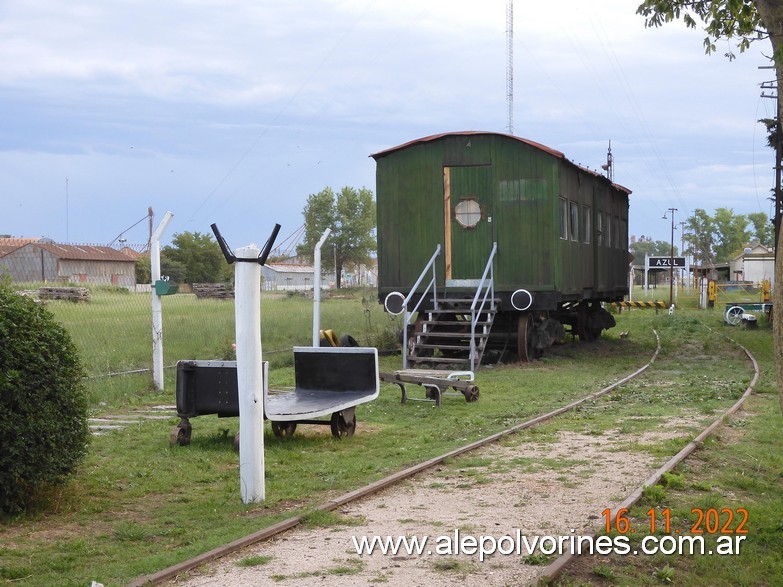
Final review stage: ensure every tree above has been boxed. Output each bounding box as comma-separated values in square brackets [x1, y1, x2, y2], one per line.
[685, 208, 717, 267]
[713, 207, 752, 261]
[685, 208, 753, 263]
[162, 231, 230, 284]
[630, 238, 678, 258]
[636, 0, 783, 416]
[296, 186, 376, 289]
[748, 211, 774, 246]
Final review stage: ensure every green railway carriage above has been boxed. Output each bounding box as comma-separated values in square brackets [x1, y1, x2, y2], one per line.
[371, 131, 631, 367]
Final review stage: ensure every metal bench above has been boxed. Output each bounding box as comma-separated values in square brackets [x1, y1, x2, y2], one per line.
[170, 346, 379, 446]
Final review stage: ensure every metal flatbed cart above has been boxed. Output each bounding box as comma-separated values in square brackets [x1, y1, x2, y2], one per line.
[171, 346, 379, 446]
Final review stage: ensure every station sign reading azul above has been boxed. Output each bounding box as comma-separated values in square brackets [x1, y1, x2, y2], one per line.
[648, 256, 686, 268]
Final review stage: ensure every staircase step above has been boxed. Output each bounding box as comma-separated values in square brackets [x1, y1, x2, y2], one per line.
[438, 297, 501, 304]
[430, 306, 496, 312]
[408, 356, 472, 365]
[421, 320, 493, 328]
[413, 343, 472, 351]
[416, 332, 486, 340]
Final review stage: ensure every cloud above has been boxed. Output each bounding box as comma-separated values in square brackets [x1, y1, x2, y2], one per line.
[0, 0, 774, 246]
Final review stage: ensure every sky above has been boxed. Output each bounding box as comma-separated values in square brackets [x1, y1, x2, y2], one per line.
[0, 0, 776, 253]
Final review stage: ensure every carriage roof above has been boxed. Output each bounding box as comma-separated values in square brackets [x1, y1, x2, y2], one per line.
[370, 131, 631, 195]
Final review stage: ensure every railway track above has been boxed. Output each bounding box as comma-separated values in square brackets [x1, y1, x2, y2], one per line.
[129, 328, 759, 586]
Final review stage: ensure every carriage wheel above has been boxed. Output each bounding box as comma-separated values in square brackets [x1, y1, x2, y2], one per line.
[517, 313, 533, 361]
[271, 421, 298, 438]
[169, 420, 192, 447]
[577, 303, 597, 342]
[330, 410, 356, 439]
[725, 306, 744, 326]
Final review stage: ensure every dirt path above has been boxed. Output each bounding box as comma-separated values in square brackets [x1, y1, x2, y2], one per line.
[168, 415, 706, 587]
[89, 405, 175, 435]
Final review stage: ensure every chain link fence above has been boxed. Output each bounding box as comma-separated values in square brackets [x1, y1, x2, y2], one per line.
[1, 241, 399, 396]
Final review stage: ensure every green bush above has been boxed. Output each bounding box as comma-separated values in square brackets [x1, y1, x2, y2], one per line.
[0, 283, 89, 514]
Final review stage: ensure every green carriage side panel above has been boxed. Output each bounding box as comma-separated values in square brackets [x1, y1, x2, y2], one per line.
[492, 135, 558, 292]
[375, 146, 445, 292]
[558, 167, 599, 295]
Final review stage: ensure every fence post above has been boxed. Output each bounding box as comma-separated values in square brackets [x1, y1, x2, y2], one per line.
[234, 244, 265, 503]
[312, 228, 332, 346]
[150, 211, 173, 391]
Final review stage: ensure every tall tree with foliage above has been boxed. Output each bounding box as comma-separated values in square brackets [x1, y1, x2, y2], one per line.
[748, 211, 774, 246]
[685, 208, 755, 263]
[162, 231, 230, 284]
[630, 238, 678, 258]
[685, 208, 717, 267]
[636, 0, 783, 416]
[713, 207, 753, 260]
[296, 186, 376, 289]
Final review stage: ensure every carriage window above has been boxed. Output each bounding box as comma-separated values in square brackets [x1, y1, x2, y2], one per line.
[613, 216, 620, 248]
[605, 212, 611, 247]
[583, 205, 591, 244]
[596, 211, 603, 246]
[559, 198, 568, 239]
[620, 219, 627, 249]
[570, 202, 579, 242]
[454, 198, 481, 228]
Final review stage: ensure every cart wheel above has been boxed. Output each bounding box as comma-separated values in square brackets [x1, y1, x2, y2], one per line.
[330, 411, 356, 439]
[271, 421, 298, 438]
[463, 385, 480, 403]
[169, 423, 192, 447]
[725, 306, 744, 326]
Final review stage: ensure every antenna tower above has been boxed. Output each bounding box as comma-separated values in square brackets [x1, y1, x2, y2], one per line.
[506, 0, 514, 135]
[602, 141, 614, 182]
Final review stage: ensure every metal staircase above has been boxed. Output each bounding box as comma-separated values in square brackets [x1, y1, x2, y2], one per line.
[407, 295, 497, 369]
[400, 243, 497, 372]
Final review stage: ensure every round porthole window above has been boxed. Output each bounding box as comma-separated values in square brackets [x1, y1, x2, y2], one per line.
[455, 199, 481, 228]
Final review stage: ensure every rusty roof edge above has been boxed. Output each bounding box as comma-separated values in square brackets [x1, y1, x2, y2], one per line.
[369, 131, 565, 159]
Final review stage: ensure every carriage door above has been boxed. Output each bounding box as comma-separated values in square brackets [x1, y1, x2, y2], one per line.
[443, 165, 493, 286]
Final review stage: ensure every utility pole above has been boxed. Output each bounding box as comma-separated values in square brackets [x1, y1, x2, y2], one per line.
[760, 68, 780, 262]
[679, 220, 686, 287]
[663, 208, 677, 307]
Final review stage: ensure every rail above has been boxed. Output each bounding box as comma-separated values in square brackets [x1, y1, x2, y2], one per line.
[402, 245, 441, 369]
[128, 330, 667, 587]
[469, 242, 497, 371]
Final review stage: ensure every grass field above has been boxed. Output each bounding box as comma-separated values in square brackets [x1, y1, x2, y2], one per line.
[0, 298, 780, 586]
[38, 286, 399, 406]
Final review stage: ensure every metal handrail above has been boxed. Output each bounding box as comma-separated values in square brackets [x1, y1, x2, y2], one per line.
[402, 245, 441, 369]
[469, 242, 498, 371]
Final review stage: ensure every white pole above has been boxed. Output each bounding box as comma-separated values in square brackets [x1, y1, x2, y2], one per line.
[234, 244, 265, 503]
[150, 211, 173, 391]
[312, 228, 332, 346]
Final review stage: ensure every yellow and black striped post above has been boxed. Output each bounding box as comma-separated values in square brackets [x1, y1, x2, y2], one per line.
[610, 301, 667, 314]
